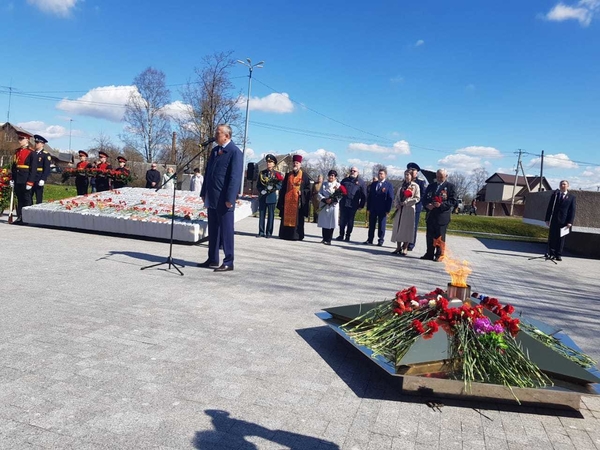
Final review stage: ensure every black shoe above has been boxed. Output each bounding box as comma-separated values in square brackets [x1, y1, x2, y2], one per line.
[555, 256, 562, 261]
[420, 255, 434, 261]
[197, 260, 219, 268]
[265, 235, 271, 239]
[323, 241, 331, 245]
[335, 235, 344, 241]
[214, 264, 234, 272]
[345, 236, 350, 242]
[407, 247, 414, 252]
[377, 242, 383, 247]
[363, 241, 372, 245]
[257, 233, 265, 238]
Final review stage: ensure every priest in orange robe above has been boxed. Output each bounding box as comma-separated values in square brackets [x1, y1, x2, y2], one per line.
[277, 155, 311, 241]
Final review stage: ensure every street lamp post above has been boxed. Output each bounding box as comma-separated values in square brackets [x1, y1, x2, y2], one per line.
[237, 58, 264, 196]
[69, 119, 73, 151]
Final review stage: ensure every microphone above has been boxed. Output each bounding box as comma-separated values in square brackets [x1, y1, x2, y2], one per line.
[199, 137, 215, 147]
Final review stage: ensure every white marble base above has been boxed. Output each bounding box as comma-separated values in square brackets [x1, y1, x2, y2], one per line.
[22, 187, 254, 243]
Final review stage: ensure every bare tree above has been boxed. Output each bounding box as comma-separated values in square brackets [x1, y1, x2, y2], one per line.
[470, 167, 489, 197]
[179, 51, 242, 172]
[122, 67, 172, 163]
[447, 172, 472, 200]
[372, 164, 387, 179]
[88, 131, 120, 162]
[308, 151, 338, 177]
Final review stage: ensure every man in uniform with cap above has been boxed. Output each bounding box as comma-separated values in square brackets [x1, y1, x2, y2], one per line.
[277, 154, 311, 241]
[406, 162, 428, 251]
[31, 135, 52, 204]
[95, 151, 112, 192]
[257, 154, 283, 238]
[112, 156, 130, 189]
[75, 150, 92, 195]
[10, 131, 37, 224]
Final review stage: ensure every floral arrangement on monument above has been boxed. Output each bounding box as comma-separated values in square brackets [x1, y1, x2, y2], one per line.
[341, 253, 597, 399]
[258, 171, 283, 196]
[61, 168, 133, 184]
[341, 285, 552, 395]
[0, 168, 11, 213]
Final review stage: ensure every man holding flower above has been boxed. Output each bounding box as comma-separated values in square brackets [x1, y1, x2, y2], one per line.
[421, 168, 457, 261]
[257, 154, 283, 238]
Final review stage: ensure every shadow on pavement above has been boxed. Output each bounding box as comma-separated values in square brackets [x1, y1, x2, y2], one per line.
[192, 409, 339, 449]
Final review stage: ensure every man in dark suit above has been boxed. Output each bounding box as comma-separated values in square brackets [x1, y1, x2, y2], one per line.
[363, 168, 394, 246]
[336, 166, 367, 242]
[421, 168, 457, 261]
[31, 134, 51, 204]
[257, 154, 283, 238]
[198, 124, 243, 272]
[545, 180, 576, 261]
[145, 162, 161, 189]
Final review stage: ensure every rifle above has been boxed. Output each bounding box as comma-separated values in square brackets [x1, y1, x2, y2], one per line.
[7, 186, 14, 224]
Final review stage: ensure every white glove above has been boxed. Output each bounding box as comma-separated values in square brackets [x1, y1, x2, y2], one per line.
[26, 185, 32, 190]
[38, 180, 45, 186]
[9, 180, 14, 188]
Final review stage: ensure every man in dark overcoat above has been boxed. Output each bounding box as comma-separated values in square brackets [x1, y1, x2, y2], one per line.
[545, 180, 576, 261]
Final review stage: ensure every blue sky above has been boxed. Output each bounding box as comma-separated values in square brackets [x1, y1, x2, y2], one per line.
[1, 0, 599, 190]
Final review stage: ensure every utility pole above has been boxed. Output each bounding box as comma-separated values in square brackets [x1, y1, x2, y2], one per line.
[68, 119, 73, 151]
[171, 131, 177, 165]
[6, 85, 12, 123]
[509, 149, 522, 216]
[539, 150, 544, 192]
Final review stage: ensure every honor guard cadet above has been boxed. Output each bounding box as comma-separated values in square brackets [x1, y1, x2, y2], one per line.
[95, 151, 112, 192]
[75, 150, 92, 195]
[257, 154, 283, 238]
[112, 156, 130, 189]
[32, 134, 51, 204]
[11, 130, 37, 224]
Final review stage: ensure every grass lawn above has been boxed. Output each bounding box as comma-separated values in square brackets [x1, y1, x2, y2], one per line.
[43, 184, 78, 202]
[351, 209, 547, 242]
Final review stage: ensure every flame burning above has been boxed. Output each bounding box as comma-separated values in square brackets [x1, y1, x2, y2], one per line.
[443, 253, 472, 287]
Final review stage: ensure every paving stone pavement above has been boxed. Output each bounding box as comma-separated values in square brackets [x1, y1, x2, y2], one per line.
[1, 214, 599, 450]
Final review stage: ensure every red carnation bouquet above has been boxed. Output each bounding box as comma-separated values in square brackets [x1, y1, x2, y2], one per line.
[329, 184, 347, 204]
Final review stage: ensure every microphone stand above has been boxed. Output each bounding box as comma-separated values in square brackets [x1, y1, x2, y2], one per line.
[140, 139, 214, 275]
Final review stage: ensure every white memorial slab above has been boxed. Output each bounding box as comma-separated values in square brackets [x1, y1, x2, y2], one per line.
[22, 187, 254, 243]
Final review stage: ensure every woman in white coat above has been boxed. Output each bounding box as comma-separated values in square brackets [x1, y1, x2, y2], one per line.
[391, 170, 421, 255]
[317, 170, 341, 245]
[162, 167, 175, 191]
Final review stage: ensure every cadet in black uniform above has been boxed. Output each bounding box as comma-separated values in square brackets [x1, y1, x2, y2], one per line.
[11, 131, 37, 224]
[75, 150, 92, 195]
[112, 156, 130, 189]
[31, 134, 51, 204]
[95, 151, 112, 192]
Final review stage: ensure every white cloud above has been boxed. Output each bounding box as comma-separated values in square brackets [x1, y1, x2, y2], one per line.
[56, 85, 136, 122]
[529, 153, 578, 169]
[348, 140, 410, 155]
[456, 145, 502, 158]
[244, 148, 255, 160]
[296, 148, 337, 164]
[27, 0, 79, 17]
[581, 167, 600, 177]
[544, 0, 600, 26]
[438, 154, 484, 173]
[390, 76, 404, 84]
[239, 93, 294, 114]
[415, 39, 425, 47]
[17, 121, 68, 139]
[162, 100, 192, 121]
